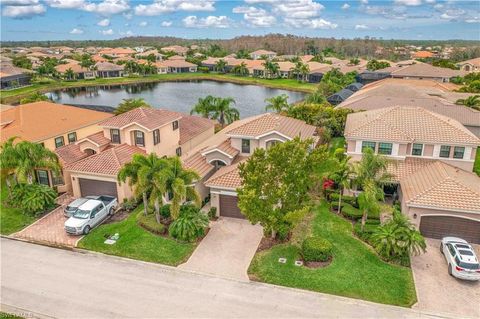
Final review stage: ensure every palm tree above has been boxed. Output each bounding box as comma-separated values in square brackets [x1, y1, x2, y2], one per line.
[215, 59, 227, 73]
[354, 148, 392, 188]
[330, 156, 353, 214]
[262, 60, 280, 79]
[64, 68, 76, 81]
[300, 62, 310, 82]
[265, 94, 290, 113]
[0, 137, 61, 186]
[231, 62, 249, 76]
[211, 97, 239, 127]
[190, 95, 216, 118]
[357, 179, 383, 231]
[455, 95, 480, 110]
[124, 60, 139, 74]
[114, 98, 152, 115]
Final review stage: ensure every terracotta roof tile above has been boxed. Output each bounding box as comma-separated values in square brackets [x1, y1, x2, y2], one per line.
[179, 115, 215, 145]
[183, 150, 214, 178]
[205, 161, 243, 190]
[55, 144, 88, 165]
[80, 131, 111, 147]
[201, 138, 239, 158]
[98, 108, 182, 131]
[387, 158, 436, 182]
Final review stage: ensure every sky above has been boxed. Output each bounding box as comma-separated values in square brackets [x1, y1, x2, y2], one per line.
[0, 0, 479, 42]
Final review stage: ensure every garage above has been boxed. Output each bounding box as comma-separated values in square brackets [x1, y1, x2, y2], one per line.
[419, 215, 480, 244]
[219, 195, 245, 219]
[79, 178, 118, 198]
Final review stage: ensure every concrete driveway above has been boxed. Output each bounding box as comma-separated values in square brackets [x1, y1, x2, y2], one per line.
[179, 217, 263, 281]
[411, 238, 480, 318]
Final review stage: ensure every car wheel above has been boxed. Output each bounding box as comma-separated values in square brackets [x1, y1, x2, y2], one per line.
[109, 207, 114, 216]
[83, 225, 91, 235]
[440, 243, 443, 254]
[448, 264, 453, 276]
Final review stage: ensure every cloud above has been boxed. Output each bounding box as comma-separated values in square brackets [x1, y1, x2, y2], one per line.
[360, 0, 368, 4]
[341, 3, 350, 10]
[285, 17, 337, 29]
[2, 4, 45, 18]
[183, 15, 230, 28]
[120, 30, 134, 36]
[1, 0, 39, 4]
[394, 0, 422, 6]
[99, 28, 114, 35]
[69, 27, 84, 34]
[161, 21, 172, 26]
[273, 0, 324, 19]
[139, 21, 148, 26]
[232, 6, 276, 27]
[135, 0, 215, 16]
[44, 0, 85, 9]
[82, 0, 129, 15]
[97, 18, 110, 26]
[355, 24, 369, 30]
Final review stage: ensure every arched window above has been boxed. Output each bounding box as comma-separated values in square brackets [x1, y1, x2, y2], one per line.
[84, 148, 96, 156]
[210, 160, 227, 169]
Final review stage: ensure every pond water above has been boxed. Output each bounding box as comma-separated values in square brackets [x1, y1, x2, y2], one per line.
[46, 80, 307, 118]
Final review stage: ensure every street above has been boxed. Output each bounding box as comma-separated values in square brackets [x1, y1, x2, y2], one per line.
[1, 238, 447, 318]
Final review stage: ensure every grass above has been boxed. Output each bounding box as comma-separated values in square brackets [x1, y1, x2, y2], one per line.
[0, 73, 316, 104]
[248, 202, 417, 307]
[0, 182, 37, 235]
[0, 312, 24, 319]
[474, 147, 480, 176]
[77, 206, 196, 266]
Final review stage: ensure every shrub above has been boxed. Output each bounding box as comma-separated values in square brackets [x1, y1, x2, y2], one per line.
[198, 66, 210, 73]
[329, 193, 357, 206]
[302, 237, 333, 262]
[330, 202, 345, 211]
[160, 204, 171, 219]
[207, 207, 217, 220]
[341, 203, 362, 220]
[169, 205, 209, 242]
[353, 222, 380, 242]
[137, 213, 166, 235]
[10, 183, 57, 214]
[121, 198, 138, 212]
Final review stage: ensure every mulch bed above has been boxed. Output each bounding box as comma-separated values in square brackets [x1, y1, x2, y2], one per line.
[304, 257, 332, 269]
[257, 237, 285, 252]
[104, 209, 131, 224]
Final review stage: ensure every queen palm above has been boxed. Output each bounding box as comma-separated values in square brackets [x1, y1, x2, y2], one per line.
[215, 59, 227, 73]
[231, 62, 249, 76]
[114, 98, 151, 115]
[211, 97, 239, 127]
[330, 156, 353, 214]
[262, 60, 279, 79]
[265, 94, 290, 113]
[64, 68, 76, 81]
[190, 95, 216, 118]
[357, 179, 383, 231]
[455, 95, 480, 110]
[354, 148, 392, 188]
[300, 62, 310, 82]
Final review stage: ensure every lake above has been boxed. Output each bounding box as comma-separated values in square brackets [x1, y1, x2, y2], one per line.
[46, 80, 307, 118]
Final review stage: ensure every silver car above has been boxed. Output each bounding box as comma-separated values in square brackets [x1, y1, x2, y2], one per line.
[64, 198, 90, 217]
[440, 237, 480, 281]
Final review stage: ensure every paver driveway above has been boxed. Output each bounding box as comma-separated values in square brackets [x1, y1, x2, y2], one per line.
[179, 217, 263, 281]
[411, 238, 480, 318]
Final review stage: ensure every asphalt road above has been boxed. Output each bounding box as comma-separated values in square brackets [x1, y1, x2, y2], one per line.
[1, 238, 447, 319]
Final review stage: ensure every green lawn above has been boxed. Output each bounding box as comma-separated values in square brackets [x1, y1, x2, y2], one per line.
[0, 183, 37, 235]
[474, 147, 480, 176]
[248, 202, 417, 307]
[77, 206, 196, 266]
[0, 73, 316, 104]
[0, 312, 24, 319]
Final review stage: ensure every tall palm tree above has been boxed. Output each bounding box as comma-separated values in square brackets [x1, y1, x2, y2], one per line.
[262, 60, 279, 79]
[354, 148, 392, 188]
[0, 137, 60, 186]
[215, 59, 227, 73]
[114, 98, 152, 115]
[455, 95, 480, 110]
[190, 95, 216, 118]
[357, 179, 383, 231]
[330, 156, 353, 214]
[265, 94, 290, 113]
[300, 62, 310, 82]
[231, 62, 249, 76]
[211, 97, 239, 127]
[64, 68, 76, 81]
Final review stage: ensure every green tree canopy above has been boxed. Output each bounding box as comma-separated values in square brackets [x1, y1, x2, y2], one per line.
[114, 98, 152, 115]
[20, 92, 49, 104]
[265, 94, 290, 113]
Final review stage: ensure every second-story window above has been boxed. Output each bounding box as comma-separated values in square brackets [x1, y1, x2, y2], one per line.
[378, 142, 393, 155]
[439, 145, 451, 158]
[153, 129, 160, 145]
[176, 147, 182, 156]
[134, 130, 145, 147]
[110, 129, 121, 144]
[361, 141, 376, 153]
[453, 146, 465, 159]
[412, 143, 423, 156]
[172, 120, 179, 130]
[67, 132, 77, 144]
[241, 139, 250, 153]
[55, 136, 64, 148]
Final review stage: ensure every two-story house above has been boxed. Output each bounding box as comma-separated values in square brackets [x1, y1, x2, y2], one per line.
[344, 106, 480, 243]
[183, 113, 318, 219]
[63, 108, 215, 202]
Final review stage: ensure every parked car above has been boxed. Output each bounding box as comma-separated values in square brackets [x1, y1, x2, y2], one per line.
[63, 196, 99, 217]
[64, 196, 118, 235]
[440, 237, 480, 281]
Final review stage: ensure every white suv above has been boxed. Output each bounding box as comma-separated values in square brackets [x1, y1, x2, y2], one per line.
[441, 237, 480, 281]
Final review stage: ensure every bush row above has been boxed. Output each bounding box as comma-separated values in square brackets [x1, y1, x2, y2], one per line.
[329, 193, 358, 207]
[136, 213, 166, 235]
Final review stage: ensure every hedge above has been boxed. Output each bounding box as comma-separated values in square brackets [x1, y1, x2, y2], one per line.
[354, 222, 380, 242]
[341, 203, 363, 220]
[302, 237, 333, 262]
[137, 213, 166, 235]
[329, 193, 358, 207]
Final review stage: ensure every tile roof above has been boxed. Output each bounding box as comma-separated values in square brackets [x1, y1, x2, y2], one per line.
[226, 113, 317, 140]
[80, 131, 111, 147]
[67, 144, 145, 176]
[95, 62, 124, 72]
[387, 157, 436, 182]
[179, 115, 215, 144]
[344, 106, 480, 145]
[55, 144, 88, 165]
[205, 161, 243, 190]
[55, 62, 90, 74]
[400, 161, 480, 213]
[183, 150, 214, 179]
[390, 62, 465, 78]
[201, 138, 239, 158]
[98, 108, 182, 131]
[1, 102, 112, 143]
[458, 57, 480, 67]
[162, 59, 196, 68]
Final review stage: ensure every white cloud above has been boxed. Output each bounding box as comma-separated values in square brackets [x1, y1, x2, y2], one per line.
[355, 24, 369, 30]
[394, 0, 422, 6]
[232, 6, 276, 27]
[69, 27, 84, 34]
[1, 0, 39, 4]
[44, 0, 85, 9]
[341, 3, 350, 10]
[139, 21, 148, 26]
[2, 4, 45, 18]
[273, 0, 324, 19]
[161, 21, 172, 27]
[82, 0, 129, 15]
[465, 17, 479, 23]
[123, 12, 132, 19]
[183, 15, 230, 28]
[285, 17, 337, 29]
[99, 28, 114, 35]
[97, 18, 110, 26]
[135, 0, 215, 16]
[120, 30, 134, 36]
[360, 0, 368, 4]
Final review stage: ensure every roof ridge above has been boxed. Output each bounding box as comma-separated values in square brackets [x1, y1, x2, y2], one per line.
[348, 107, 411, 140]
[421, 107, 480, 142]
[406, 161, 448, 204]
[445, 177, 480, 197]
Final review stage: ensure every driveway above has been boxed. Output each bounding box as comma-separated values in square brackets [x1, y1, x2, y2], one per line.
[179, 217, 263, 281]
[13, 196, 82, 247]
[411, 238, 480, 318]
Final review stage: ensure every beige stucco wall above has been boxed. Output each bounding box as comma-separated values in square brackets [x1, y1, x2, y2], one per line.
[70, 172, 133, 203]
[258, 132, 288, 148]
[77, 139, 101, 154]
[347, 139, 356, 153]
[398, 143, 408, 156]
[204, 151, 232, 165]
[41, 123, 103, 151]
[423, 144, 434, 157]
[180, 126, 214, 155]
[230, 137, 259, 155]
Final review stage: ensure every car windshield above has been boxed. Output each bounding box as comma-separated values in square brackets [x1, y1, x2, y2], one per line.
[459, 250, 474, 256]
[73, 209, 90, 219]
[455, 256, 480, 270]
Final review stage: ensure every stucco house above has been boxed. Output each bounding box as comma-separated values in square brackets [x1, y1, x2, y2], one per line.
[55, 62, 95, 80]
[162, 59, 197, 73]
[457, 57, 480, 73]
[250, 49, 277, 60]
[95, 62, 124, 78]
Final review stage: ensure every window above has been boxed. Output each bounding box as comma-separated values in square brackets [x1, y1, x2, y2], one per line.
[134, 130, 145, 147]
[378, 142, 393, 155]
[51, 171, 64, 186]
[176, 147, 182, 156]
[172, 120, 179, 130]
[110, 129, 121, 144]
[67, 132, 77, 144]
[36, 170, 50, 186]
[241, 139, 250, 153]
[153, 129, 160, 145]
[361, 141, 376, 153]
[412, 143, 423, 156]
[453, 146, 465, 159]
[439, 145, 451, 158]
[54, 136, 64, 148]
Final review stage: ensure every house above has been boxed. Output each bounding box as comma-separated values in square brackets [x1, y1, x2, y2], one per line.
[162, 59, 197, 73]
[327, 88, 354, 105]
[379, 62, 465, 83]
[64, 108, 215, 202]
[135, 49, 164, 61]
[344, 106, 480, 242]
[457, 57, 480, 73]
[161, 45, 189, 56]
[95, 62, 124, 78]
[0, 64, 32, 90]
[183, 113, 318, 218]
[411, 50, 434, 59]
[250, 49, 277, 60]
[55, 62, 95, 80]
[0, 101, 113, 192]
[98, 48, 135, 58]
